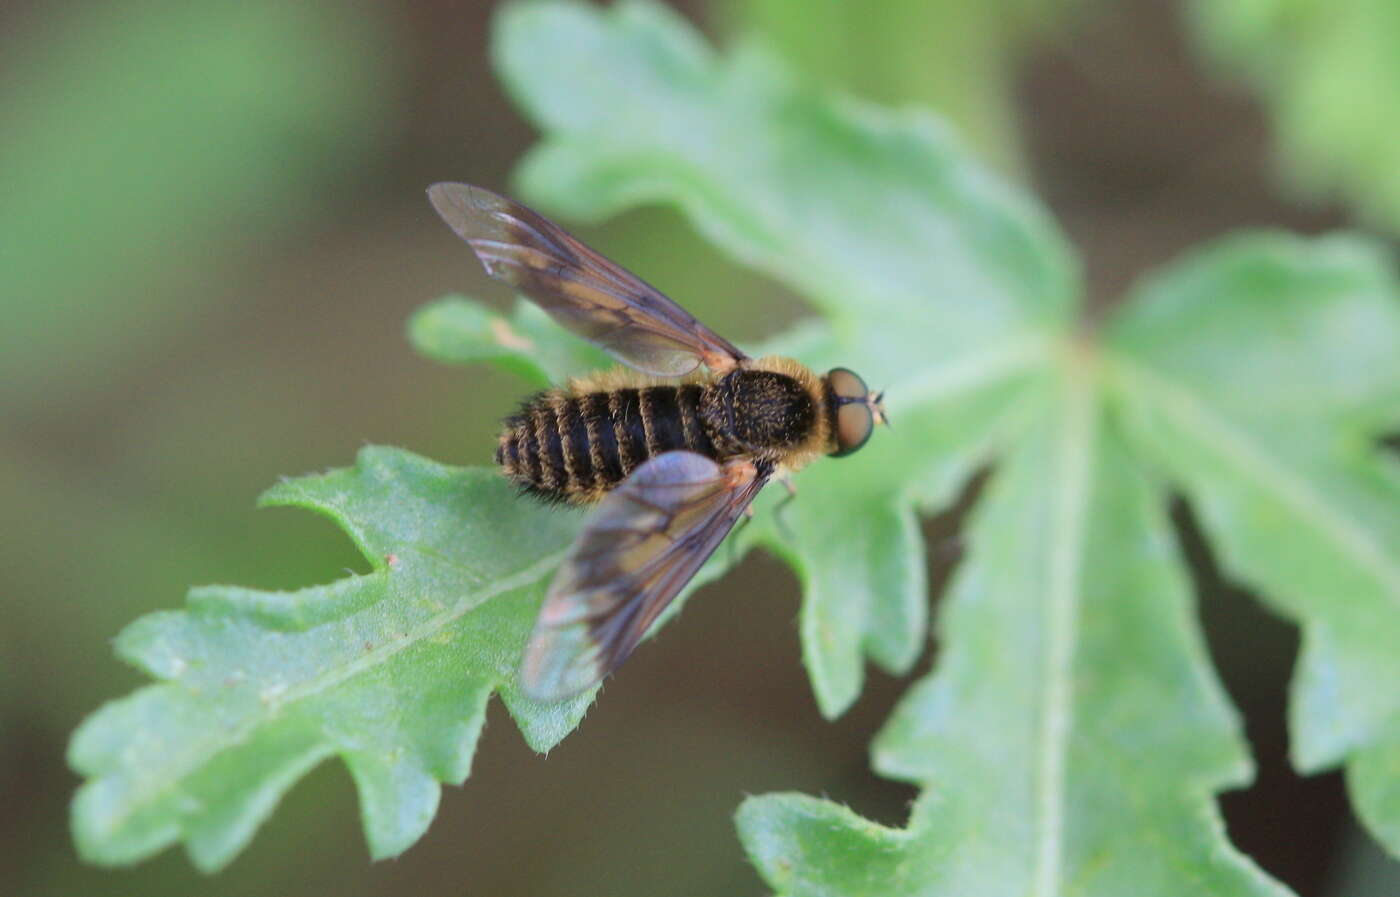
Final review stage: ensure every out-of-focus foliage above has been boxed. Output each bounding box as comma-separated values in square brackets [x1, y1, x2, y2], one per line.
[0, 0, 392, 403]
[722, 0, 1073, 171]
[1109, 235, 1400, 859]
[1189, 0, 1400, 235]
[69, 1, 1400, 891]
[1111, 235, 1400, 778]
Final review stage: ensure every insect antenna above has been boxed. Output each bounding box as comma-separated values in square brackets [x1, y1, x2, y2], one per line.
[872, 390, 890, 430]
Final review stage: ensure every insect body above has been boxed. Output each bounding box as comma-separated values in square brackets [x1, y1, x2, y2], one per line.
[498, 362, 827, 505]
[428, 183, 886, 701]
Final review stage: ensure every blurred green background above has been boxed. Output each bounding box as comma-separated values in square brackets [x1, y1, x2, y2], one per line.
[2, 0, 1396, 894]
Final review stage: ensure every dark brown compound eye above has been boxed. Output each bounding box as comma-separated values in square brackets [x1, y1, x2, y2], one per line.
[831, 401, 874, 457]
[827, 367, 868, 401]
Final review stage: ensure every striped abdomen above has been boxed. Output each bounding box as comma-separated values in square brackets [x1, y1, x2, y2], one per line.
[497, 385, 716, 504]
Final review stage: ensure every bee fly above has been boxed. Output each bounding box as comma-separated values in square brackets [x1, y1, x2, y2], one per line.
[428, 183, 887, 701]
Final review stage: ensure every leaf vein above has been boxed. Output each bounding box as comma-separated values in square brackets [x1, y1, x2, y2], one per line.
[1115, 356, 1400, 601]
[1033, 365, 1096, 897]
[109, 547, 569, 835]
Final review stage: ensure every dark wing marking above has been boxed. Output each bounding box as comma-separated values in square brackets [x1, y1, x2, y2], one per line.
[427, 182, 745, 376]
[520, 451, 767, 700]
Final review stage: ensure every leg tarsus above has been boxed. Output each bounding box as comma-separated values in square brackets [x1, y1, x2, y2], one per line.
[773, 478, 798, 543]
[726, 506, 756, 572]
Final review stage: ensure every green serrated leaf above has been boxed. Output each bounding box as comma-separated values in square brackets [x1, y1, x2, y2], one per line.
[494, 1, 1080, 338]
[1188, 0, 1400, 235]
[1107, 232, 1400, 852]
[721, 0, 1071, 173]
[741, 373, 1290, 896]
[70, 448, 587, 870]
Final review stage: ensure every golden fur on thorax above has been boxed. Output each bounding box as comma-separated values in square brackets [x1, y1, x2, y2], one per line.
[741, 356, 831, 476]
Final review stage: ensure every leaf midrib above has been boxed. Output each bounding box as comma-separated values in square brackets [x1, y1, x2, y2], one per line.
[1032, 357, 1097, 897]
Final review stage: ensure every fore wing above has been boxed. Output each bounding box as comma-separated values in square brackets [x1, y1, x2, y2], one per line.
[427, 182, 745, 376]
[520, 452, 767, 701]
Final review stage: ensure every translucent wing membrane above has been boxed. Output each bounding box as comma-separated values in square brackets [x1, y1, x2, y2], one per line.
[521, 451, 768, 700]
[427, 183, 745, 376]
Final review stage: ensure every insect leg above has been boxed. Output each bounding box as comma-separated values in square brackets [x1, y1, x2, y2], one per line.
[772, 477, 798, 543]
[725, 504, 757, 572]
